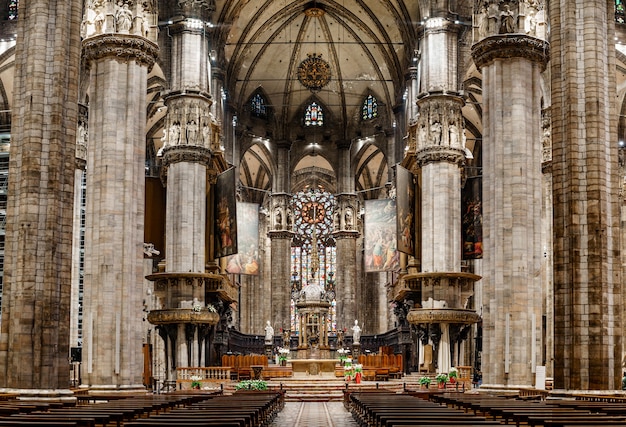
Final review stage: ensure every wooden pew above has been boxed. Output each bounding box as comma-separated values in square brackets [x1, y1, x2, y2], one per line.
[349, 391, 500, 427]
[126, 391, 283, 427]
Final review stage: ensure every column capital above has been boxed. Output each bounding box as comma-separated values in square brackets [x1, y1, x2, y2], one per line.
[336, 139, 351, 150]
[174, 0, 215, 21]
[405, 66, 419, 81]
[416, 146, 465, 168]
[160, 146, 212, 185]
[332, 230, 359, 240]
[471, 34, 549, 72]
[276, 140, 292, 150]
[161, 145, 211, 167]
[268, 230, 295, 240]
[82, 34, 159, 70]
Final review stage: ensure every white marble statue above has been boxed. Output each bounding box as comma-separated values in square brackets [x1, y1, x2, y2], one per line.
[352, 319, 361, 344]
[264, 320, 274, 344]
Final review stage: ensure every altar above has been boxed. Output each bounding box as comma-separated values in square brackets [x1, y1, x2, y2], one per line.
[289, 359, 338, 377]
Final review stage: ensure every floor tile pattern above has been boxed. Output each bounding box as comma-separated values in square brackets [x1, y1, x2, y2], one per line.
[270, 401, 359, 427]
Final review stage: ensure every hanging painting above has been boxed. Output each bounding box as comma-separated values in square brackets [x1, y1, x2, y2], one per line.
[396, 165, 415, 255]
[226, 202, 259, 275]
[364, 199, 399, 272]
[214, 167, 237, 258]
[462, 176, 483, 259]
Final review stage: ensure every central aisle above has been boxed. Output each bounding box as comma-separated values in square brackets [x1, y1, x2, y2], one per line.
[269, 401, 359, 427]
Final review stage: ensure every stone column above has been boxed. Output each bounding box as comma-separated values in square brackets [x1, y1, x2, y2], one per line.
[333, 140, 359, 330]
[148, 1, 230, 382]
[0, 0, 82, 395]
[81, 4, 158, 389]
[269, 191, 293, 332]
[404, 16, 480, 376]
[333, 196, 358, 330]
[472, 35, 548, 387]
[416, 96, 465, 273]
[550, 1, 622, 390]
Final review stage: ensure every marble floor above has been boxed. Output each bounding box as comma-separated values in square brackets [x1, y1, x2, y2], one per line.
[269, 401, 359, 427]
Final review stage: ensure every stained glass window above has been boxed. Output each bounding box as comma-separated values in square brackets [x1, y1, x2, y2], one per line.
[251, 93, 267, 118]
[362, 94, 378, 120]
[304, 102, 324, 126]
[290, 189, 336, 332]
[618, 0, 625, 23]
[8, 0, 18, 20]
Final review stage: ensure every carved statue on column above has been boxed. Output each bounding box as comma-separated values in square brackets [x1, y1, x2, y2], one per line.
[115, 3, 133, 33]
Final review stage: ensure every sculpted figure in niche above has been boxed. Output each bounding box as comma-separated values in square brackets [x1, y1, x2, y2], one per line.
[169, 122, 181, 145]
[345, 208, 353, 230]
[430, 121, 442, 145]
[274, 207, 282, 230]
[499, 4, 516, 34]
[202, 122, 210, 147]
[77, 122, 88, 146]
[449, 123, 459, 147]
[115, 3, 133, 33]
[94, 9, 105, 34]
[418, 123, 427, 147]
[488, 1, 499, 34]
[186, 119, 198, 145]
[477, 3, 488, 38]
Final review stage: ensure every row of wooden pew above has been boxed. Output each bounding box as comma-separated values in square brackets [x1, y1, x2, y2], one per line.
[0, 392, 217, 426]
[357, 354, 403, 381]
[348, 390, 501, 427]
[221, 354, 293, 380]
[125, 390, 284, 427]
[432, 392, 626, 427]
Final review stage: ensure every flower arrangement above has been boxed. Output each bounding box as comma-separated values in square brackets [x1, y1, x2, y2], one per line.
[353, 363, 363, 373]
[418, 376, 431, 387]
[448, 367, 458, 382]
[337, 347, 351, 363]
[436, 373, 449, 384]
[344, 365, 353, 379]
[235, 379, 268, 391]
[190, 375, 202, 389]
[277, 347, 290, 362]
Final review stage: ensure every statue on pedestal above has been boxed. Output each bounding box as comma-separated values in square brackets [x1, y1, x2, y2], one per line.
[264, 320, 274, 344]
[351, 319, 361, 344]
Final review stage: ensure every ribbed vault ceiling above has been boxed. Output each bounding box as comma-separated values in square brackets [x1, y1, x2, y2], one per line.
[215, 0, 420, 134]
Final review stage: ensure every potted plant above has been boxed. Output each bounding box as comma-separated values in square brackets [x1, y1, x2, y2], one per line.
[235, 379, 268, 391]
[344, 358, 353, 382]
[337, 347, 350, 365]
[436, 373, 449, 389]
[190, 375, 202, 390]
[354, 363, 363, 384]
[418, 376, 431, 389]
[277, 347, 290, 366]
[448, 367, 458, 384]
